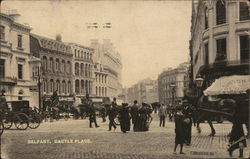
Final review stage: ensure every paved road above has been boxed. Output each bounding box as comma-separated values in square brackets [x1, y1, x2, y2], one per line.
[1, 114, 249, 159]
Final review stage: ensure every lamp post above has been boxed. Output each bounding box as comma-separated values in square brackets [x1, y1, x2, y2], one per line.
[37, 67, 42, 111]
[195, 76, 204, 97]
[169, 83, 176, 107]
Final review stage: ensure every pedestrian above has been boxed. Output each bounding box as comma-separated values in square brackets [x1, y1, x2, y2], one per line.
[173, 106, 185, 155]
[86, 94, 99, 128]
[130, 100, 139, 131]
[119, 103, 131, 133]
[228, 98, 247, 158]
[182, 100, 193, 146]
[138, 103, 148, 131]
[158, 104, 167, 127]
[112, 97, 117, 108]
[107, 104, 117, 131]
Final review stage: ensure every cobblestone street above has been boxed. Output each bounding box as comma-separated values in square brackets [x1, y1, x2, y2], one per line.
[1, 114, 249, 159]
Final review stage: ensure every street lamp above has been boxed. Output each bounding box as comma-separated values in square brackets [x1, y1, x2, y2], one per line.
[195, 76, 204, 97]
[169, 83, 176, 107]
[37, 67, 42, 111]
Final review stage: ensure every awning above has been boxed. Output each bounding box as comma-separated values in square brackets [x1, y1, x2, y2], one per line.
[204, 75, 250, 96]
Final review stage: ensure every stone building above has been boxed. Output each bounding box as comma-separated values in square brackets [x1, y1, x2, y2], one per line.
[30, 34, 73, 98]
[158, 62, 189, 105]
[190, 0, 249, 87]
[0, 12, 40, 107]
[68, 43, 94, 97]
[91, 39, 122, 98]
[93, 63, 109, 97]
[127, 79, 158, 105]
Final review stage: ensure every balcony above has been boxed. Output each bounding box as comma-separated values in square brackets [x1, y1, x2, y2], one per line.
[0, 76, 17, 86]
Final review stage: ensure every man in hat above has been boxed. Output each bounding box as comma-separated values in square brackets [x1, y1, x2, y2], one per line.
[138, 102, 148, 131]
[107, 104, 117, 131]
[130, 100, 139, 131]
[173, 105, 185, 154]
[182, 100, 193, 146]
[158, 103, 167, 127]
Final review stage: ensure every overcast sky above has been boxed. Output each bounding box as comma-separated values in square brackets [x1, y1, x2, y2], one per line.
[2, 0, 192, 88]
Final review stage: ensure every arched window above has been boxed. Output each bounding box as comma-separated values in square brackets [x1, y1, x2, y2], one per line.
[62, 80, 66, 94]
[90, 53, 92, 60]
[88, 64, 91, 77]
[84, 52, 86, 59]
[75, 80, 80, 94]
[105, 87, 107, 96]
[85, 64, 88, 77]
[78, 50, 80, 58]
[68, 81, 71, 94]
[99, 87, 101, 97]
[81, 80, 84, 94]
[80, 63, 84, 76]
[49, 79, 54, 93]
[96, 86, 98, 96]
[67, 61, 71, 73]
[102, 87, 104, 97]
[240, 2, 250, 21]
[204, 7, 208, 29]
[81, 51, 83, 58]
[56, 80, 60, 94]
[216, 0, 226, 25]
[87, 53, 89, 59]
[42, 56, 47, 71]
[75, 63, 79, 76]
[43, 79, 47, 93]
[85, 81, 88, 94]
[49, 57, 53, 71]
[61, 60, 65, 72]
[55, 59, 60, 72]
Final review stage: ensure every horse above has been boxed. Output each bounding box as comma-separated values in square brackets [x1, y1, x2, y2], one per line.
[187, 95, 249, 137]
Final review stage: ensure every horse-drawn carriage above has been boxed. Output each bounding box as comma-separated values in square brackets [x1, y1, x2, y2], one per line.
[1, 100, 41, 130]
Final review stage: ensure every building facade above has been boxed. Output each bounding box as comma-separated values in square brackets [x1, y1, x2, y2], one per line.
[68, 43, 94, 97]
[190, 0, 249, 88]
[30, 34, 73, 98]
[0, 12, 40, 107]
[91, 39, 122, 98]
[158, 62, 189, 106]
[127, 79, 158, 104]
[93, 63, 108, 97]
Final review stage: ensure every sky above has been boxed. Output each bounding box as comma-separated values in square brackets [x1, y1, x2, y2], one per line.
[2, 0, 192, 88]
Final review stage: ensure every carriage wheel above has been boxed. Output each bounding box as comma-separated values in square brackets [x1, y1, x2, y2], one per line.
[0, 121, 4, 136]
[14, 113, 29, 130]
[28, 114, 41, 129]
[3, 118, 13, 129]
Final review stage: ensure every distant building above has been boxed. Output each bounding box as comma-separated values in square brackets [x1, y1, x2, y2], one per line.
[68, 43, 94, 97]
[93, 63, 108, 97]
[91, 39, 122, 98]
[30, 34, 73, 98]
[158, 62, 189, 105]
[127, 79, 158, 104]
[0, 12, 40, 107]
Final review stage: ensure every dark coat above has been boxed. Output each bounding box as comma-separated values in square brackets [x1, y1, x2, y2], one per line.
[174, 112, 185, 144]
[107, 106, 116, 120]
[119, 106, 130, 132]
[130, 105, 139, 124]
[138, 106, 148, 131]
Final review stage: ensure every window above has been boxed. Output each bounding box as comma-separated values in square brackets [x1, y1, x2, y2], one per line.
[56, 80, 60, 93]
[42, 56, 47, 71]
[81, 80, 84, 94]
[240, 35, 249, 61]
[61, 60, 65, 72]
[49, 79, 54, 93]
[62, 81, 66, 94]
[18, 64, 23, 79]
[204, 43, 209, 65]
[18, 35, 22, 48]
[216, 38, 227, 61]
[43, 80, 47, 93]
[68, 81, 71, 94]
[75, 63, 79, 76]
[240, 2, 250, 21]
[0, 59, 5, 78]
[67, 61, 71, 73]
[75, 80, 79, 94]
[216, 0, 226, 25]
[205, 7, 209, 29]
[49, 57, 53, 71]
[55, 59, 60, 71]
[0, 25, 5, 40]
